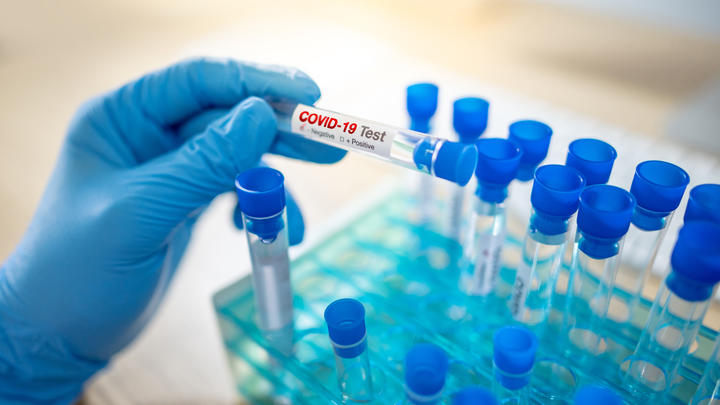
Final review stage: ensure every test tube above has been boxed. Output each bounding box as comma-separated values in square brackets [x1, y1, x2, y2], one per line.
[324, 298, 374, 402]
[235, 167, 294, 352]
[453, 387, 498, 405]
[508, 120, 553, 223]
[407, 83, 439, 225]
[572, 385, 622, 405]
[402, 343, 449, 405]
[562, 185, 635, 360]
[270, 99, 478, 186]
[684, 183, 720, 224]
[692, 333, 720, 405]
[612, 161, 689, 326]
[492, 326, 538, 405]
[509, 165, 585, 326]
[460, 138, 522, 296]
[447, 97, 490, 240]
[623, 221, 720, 399]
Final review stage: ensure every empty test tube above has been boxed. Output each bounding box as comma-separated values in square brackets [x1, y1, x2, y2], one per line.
[623, 221, 720, 398]
[508, 120, 553, 223]
[492, 326, 538, 405]
[692, 333, 720, 405]
[572, 385, 622, 405]
[402, 343, 449, 405]
[684, 183, 720, 224]
[236, 167, 294, 352]
[460, 138, 522, 296]
[270, 100, 478, 186]
[562, 185, 635, 359]
[324, 298, 374, 402]
[407, 83, 439, 225]
[448, 97, 489, 240]
[453, 387, 498, 405]
[613, 161, 689, 326]
[509, 165, 585, 326]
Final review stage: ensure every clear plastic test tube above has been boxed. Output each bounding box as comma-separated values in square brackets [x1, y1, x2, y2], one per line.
[572, 385, 622, 405]
[492, 326, 538, 405]
[235, 167, 294, 352]
[684, 183, 720, 224]
[447, 97, 489, 240]
[401, 343, 449, 405]
[623, 221, 720, 399]
[508, 120, 553, 223]
[509, 165, 585, 326]
[692, 333, 720, 405]
[453, 387, 498, 405]
[562, 185, 635, 360]
[270, 99, 478, 186]
[612, 161, 689, 326]
[460, 138, 522, 296]
[407, 83, 439, 225]
[324, 298, 374, 402]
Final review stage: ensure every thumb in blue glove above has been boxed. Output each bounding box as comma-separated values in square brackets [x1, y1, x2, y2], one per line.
[0, 58, 345, 404]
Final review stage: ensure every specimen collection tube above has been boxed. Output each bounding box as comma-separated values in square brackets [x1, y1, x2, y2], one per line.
[492, 326, 538, 405]
[460, 138, 522, 296]
[270, 99, 477, 186]
[406, 83, 439, 225]
[692, 333, 720, 405]
[453, 387, 498, 405]
[623, 221, 720, 399]
[324, 298, 374, 402]
[402, 343, 449, 405]
[684, 183, 720, 224]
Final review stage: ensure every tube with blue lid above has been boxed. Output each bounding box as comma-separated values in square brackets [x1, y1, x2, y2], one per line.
[623, 221, 720, 399]
[269, 99, 477, 186]
[562, 185, 635, 360]
[460, 138, 522, 296]
[407, 83, 439, 225]
[692, 332, 720, 405]
[324, 298, 374, 402]
[447, 97, 490, 240]
[236, 167, 294, 352]
[492, 326, 538, 405]
[612, 161, 689, 327]
[572, 385, 622, 405]
[453, 387, 498, 405]
[507, 120, 553, 223]
[400, 343, 449, 405]
[509, 165, 585, 326]
[684, 183, 720, 224]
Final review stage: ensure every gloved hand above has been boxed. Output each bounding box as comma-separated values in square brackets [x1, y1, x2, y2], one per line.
[0, 58, 345, 404]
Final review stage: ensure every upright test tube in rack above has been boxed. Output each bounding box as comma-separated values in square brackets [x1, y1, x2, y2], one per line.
[684, 183, 720, 225]
[406, 83, 439, 226]
[401, 343, 449, 405]
[492, 326, 538, 405]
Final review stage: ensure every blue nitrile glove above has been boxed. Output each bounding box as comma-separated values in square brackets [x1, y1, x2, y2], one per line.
[0, 58, 345, 404]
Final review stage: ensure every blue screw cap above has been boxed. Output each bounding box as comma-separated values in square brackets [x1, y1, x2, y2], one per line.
[405, 343, 449, 398]
[577, 185, 635, 240]
[235, 167, 286, 218]
[684, 184, 720, 225]
[565, 138, 617, 186]
[493, 326, 537, 390]
[324, 298, 367, 359]
[630, 160, 689, 214]
[453, 97, 489, 143]
[407, 83, 439, 124]
[573, 385, 622, 405]
[434, 141, 478, 186]
[453, 387, 497, 405]
[670, 221, 720, 286]
[474, 138, 523, 203]
[508, 120, 553, 181]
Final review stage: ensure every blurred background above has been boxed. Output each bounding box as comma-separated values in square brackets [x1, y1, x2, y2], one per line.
[1, 0, 719, 403]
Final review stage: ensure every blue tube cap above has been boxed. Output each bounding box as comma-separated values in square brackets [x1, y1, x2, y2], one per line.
[630, 160, 689, 214]
[573, 385, 622, 405]
[475, 138, 523, 203]
[493, 326, 537, 390]
[577, 185, 636, 239]
[565, 138, 617, 186]
[434, 141, 478, 186]
[508, 120, 553, 181]
[453, 387, 497, 405]
[453, 97, 489, 143]
[670, 221, 720, 286]
[407, 83, 439, 123]
[531, 165, 586, 217]
[324, 298, 367, 359]
[235, 167, 286, 218]
[405, 343, 449, 398]
[684, 184, 720, 225]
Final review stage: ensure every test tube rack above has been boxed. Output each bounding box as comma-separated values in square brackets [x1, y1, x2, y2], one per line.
[213, 190, 716, 404]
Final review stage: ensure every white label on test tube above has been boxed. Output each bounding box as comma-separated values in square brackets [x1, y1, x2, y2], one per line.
[510, 261, 532, 321]
[291, 105, 395, 158]
[471, 230, 505, 295]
